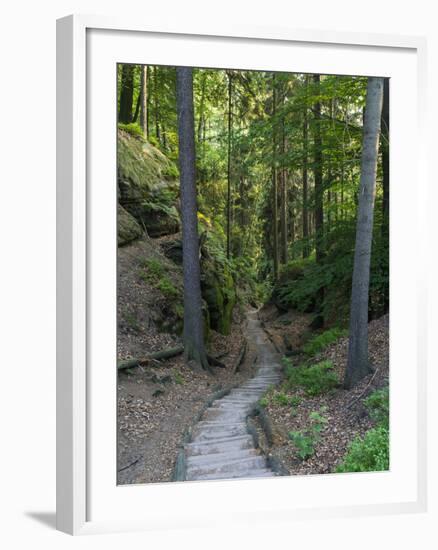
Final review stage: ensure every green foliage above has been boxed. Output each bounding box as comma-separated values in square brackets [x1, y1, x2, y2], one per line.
[283, 358, 339, 396]
[139, 258, 180, 299]
[289, 396, 302, 407]
[336, 386, 390, 473]
[303, 327, 347, 356]
[273, 391, 291, 406]
[117, 64, 388, 349]
[259, 397, 269, 408]
[156, 278, 179, 299]
[364, 386, 389, 428]
[172, 370, 184, 385]
[336, 425, 389, 472]
[140, 258, 164, 279]
[289, 409, 328, 460]
[118, 122, 145, 140]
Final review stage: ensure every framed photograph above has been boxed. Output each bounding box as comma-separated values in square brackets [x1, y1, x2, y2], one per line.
[57, 15, 427, 535]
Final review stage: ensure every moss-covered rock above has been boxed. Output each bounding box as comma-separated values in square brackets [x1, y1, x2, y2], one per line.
[118, 204, 143, 246]
[201, 258, 236, 336]
[117, 129, 180, 237]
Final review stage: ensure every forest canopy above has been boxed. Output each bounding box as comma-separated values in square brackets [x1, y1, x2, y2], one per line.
[118, 64, 388, 326]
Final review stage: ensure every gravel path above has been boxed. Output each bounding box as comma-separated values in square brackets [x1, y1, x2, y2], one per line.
[184, 311, 282, 481]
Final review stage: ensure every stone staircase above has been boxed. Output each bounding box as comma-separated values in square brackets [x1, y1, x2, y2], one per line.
[184, 312, 282, 481]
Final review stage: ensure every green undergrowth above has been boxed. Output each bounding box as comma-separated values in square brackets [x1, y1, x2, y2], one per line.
[336, 386, 389, 473]
[303, 327, 347, 356]
[283, 357, 340, 396]
[273, 218, 388, 326]
[139, 258, 180, 300]
[289, 408, 328, 460]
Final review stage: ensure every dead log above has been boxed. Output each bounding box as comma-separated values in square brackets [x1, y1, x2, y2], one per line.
[117, 345, 184, 371]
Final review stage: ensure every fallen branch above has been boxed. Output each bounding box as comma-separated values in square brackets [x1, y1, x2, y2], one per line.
[345, 366, 380, 410]
[117, 457, 140, 473]
[118, 345, 184, 371]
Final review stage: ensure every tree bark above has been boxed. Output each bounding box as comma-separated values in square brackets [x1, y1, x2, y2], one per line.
[154, 66, 160, 143]
[197, 71, 207, 145]
[226, 72, 233, 259]
[119, 64, 134, 124]
[176, 67, 210, 370]
[344, 77, 384, 389]
[302, 75, 310, 258]
[381, 78, 390, 313]
[313, 74, 324, 264]
[272, 73, 279, 281]
[139, 65, 148, 136]
[280, 83, 288, 264]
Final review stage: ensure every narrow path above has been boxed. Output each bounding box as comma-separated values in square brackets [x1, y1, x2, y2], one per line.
[184, 311, 282, 481]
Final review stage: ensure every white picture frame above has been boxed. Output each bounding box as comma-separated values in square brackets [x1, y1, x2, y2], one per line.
[56, 14, 428, 535]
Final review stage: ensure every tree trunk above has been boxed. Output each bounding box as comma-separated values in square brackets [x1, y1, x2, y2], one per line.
[280, 86, 288, 264]
[176, 67, 210, 370]
[312, 74, 324, 322]
[381, 78, 390, 313]
[146, 66, 151, 139]
[132, 69, 141, 123]
[119, 64, 134, 124]
[313, 74, 324, 264]
[381, 79, 390, 223]
[197, 71, 207, 145]
[302, 75, 310, 258]
[344, 77, 384, 389]
[154, 66, 160, 143]
[139, 65, 148, 136]
[272, 73, 279, 281]
[226, 72, 233, 259]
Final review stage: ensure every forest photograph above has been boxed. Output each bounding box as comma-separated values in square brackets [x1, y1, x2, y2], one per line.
[116, 63, 389, 484]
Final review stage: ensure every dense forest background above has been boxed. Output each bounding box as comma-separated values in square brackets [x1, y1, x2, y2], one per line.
[117, 64, 388, 331]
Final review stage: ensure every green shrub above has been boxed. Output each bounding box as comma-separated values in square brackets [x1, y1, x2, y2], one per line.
[273, 391, 290, 406]
[336, 425, 389, 473]
[289, 409, 328, 460]
[139, 258, 165, 280]
[157, 278, 179, 299]
[303, 327, 347, 356]
[259, 397, 269, 408]
[289, 396, 302, 407]
[284, 359, 339, 396]
[138, 259, 180, 299]
[173, 370, 184, 385]
[364, 386, 389, 428]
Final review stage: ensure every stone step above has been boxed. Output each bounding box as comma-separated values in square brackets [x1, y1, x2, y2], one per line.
[186, 438, 254, 457]
[186, 434, 253, 450]
[187, 448, 258, 466]
[186, 455, 267, 477]
[191, 425, 249, 441]
[190, 469, 275, 481]
[196, 420, 247, 429]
